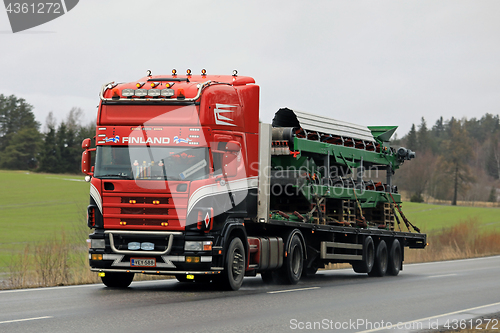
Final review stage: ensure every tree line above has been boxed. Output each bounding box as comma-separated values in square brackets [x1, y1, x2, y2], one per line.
[1, 93, 499, 204]
[0, 94, 94, 174]
[393, 114, 500, 204]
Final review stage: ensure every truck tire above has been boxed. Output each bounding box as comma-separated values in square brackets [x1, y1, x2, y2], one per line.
[369, 240, 388, 277]
[219, 237, 246, 290]
[387, 239, 402, 276]
[101, 272, 134, 288]
[276, 233, 304, 284]
[352, 236, 375, 274]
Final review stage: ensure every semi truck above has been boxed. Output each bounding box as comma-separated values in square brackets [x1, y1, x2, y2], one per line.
[81, 69, 426, 290]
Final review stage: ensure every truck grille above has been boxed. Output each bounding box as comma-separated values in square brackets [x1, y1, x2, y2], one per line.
[102, 192, 188, 230]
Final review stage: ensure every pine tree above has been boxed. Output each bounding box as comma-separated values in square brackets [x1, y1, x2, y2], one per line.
[488, 187, 497, 203]
[417, 117, 429, 152]
[406, 124, 418, 151]
[440, 120, 475, 205]
[0, 128, 41, 169]
[38, 125, 61, 173]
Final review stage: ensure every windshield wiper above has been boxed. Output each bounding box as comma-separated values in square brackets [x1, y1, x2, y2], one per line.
[97, 174, 134, 180]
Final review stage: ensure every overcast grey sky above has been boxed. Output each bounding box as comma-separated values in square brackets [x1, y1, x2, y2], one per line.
[1, 0, 499, 136]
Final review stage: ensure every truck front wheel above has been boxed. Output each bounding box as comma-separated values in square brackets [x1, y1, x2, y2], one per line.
[219, 237, 246, 290]
[101, 272, 134, 288]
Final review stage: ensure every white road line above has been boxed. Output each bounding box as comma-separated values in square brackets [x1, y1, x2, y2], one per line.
[357, 301, 500, 333]
[0, 283, 100, 294]
[427, 273, 458, 278]
[0, 316, 53, 325]
[407, 255, 500, 266]
[0, 279, 177, 294]
[267, 287, 320, 294]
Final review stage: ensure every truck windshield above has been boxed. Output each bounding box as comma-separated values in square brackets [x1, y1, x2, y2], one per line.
[94, 146, 210, 181]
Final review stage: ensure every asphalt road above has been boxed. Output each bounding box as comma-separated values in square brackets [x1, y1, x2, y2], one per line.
[1, 256, 499, 333]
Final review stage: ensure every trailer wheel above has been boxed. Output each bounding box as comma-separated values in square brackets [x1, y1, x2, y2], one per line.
[352, 236, 375, 274]
[369, 240, 388, 277]
[387, 239, 402, 276]
[219, 237, 246, 290]
[101, 272, 134, 288]
[276, 233, 304, 284]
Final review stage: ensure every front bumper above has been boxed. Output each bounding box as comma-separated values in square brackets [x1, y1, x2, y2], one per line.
[89, 229, 224, 275]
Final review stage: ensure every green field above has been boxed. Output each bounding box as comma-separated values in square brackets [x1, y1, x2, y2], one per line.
[402, 202, 500, 233]
[1, 170, 500, 274]
[0, 170, 90, 273]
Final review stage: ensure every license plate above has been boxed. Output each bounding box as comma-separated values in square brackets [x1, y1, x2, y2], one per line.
[130, 258, 156, 267]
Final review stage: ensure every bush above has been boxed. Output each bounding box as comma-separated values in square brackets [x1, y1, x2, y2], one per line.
[410, 193, 424, 202]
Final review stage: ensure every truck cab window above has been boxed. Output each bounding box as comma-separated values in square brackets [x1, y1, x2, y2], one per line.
[94, 146, 210, 181]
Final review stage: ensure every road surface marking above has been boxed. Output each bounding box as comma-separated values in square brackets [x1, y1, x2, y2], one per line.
[268, 287, 320, 294]
[0, 279, 177, 294]
[408, 255, 500, 266]
[357, 301, 500, 332]
[427, 273, 458, 278]
[0, 316, 53, 325]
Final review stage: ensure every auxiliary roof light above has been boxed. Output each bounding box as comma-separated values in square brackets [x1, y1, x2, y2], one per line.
[160, 89, 175, 97]
[135, 89, 148, 97]
[232, 70, 238, 76]
[201, 69, 207, 75]
[177, 88, 185, 99]
[148, 89, 161, 97]
[122, 89, 134, 97]
[186, 68, 192, 75]
[111, 88, 120, 99]
[136, 82, 145, 88]
[146, 69, 152, 76]
[172, 69, 177, 76]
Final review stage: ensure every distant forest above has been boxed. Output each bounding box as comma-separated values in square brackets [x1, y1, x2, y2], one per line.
[0, 94, 94, 174]
[393, 114, 500, 204]
[1, 93, 499, 204]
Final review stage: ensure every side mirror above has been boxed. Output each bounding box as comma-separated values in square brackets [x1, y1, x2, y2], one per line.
[82, 138, 91, 149]
[225, 141, 240, 152]
[81, 138, 94, 176]
[81, 150, 93, 176]
[222, 141, 240, 178]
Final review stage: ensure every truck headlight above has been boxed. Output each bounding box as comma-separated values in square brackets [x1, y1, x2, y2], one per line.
[184, 241, 212, 252]
[91, 239, 105, 249]
[185, 241, 203, 251]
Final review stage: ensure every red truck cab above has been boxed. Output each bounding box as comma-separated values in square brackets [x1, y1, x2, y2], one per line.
[82, 70, 260, 289]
